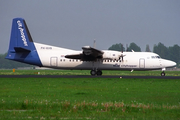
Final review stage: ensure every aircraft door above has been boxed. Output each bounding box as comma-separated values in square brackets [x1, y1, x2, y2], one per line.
[139, 58, 145, 68]
[50, 57, 58, 67]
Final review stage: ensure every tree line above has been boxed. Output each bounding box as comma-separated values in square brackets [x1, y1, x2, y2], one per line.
[0, 53, 32, 69]
[109, 42, 180, 67]
[0, 42, 179, 69]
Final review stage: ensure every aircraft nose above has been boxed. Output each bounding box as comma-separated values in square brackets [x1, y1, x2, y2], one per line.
[172, 61, 177, 67]
[163, 60, 176, 68]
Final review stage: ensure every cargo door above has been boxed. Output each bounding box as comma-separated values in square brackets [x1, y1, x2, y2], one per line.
[50, 57, 58, 67]
[139, 58, 145, 68]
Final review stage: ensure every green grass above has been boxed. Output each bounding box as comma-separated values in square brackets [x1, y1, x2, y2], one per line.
[0, 69, 180, 76]
[0, 77, 180, 119]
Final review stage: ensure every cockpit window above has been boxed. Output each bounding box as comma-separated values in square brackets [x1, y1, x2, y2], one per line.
[151, 56, 161, 59]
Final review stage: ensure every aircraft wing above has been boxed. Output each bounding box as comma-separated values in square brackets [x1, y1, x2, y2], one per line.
[65, 46, 104, 61]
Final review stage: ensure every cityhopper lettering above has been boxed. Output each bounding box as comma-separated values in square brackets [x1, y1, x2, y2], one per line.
[17, 20, 28, 46]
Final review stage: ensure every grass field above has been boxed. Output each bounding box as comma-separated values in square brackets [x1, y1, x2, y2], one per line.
[0, 70, 180, 119]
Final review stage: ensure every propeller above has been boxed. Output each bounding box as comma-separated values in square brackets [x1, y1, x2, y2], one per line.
[119, 44, 125, 62]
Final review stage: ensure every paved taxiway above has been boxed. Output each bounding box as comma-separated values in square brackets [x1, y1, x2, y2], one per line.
[1, 75, 180, 79]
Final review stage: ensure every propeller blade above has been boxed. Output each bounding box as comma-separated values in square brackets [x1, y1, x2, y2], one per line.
[121, 44, 124, 61]
[121, 44, 123, 53]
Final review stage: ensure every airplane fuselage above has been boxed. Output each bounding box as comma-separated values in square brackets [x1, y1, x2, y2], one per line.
[34, 43, 174, 71]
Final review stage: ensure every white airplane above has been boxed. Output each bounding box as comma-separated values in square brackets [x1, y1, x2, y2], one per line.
[6, 18, 176, 76]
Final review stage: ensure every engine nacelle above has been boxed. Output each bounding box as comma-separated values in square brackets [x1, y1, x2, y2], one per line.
[102, 52, 120, 60]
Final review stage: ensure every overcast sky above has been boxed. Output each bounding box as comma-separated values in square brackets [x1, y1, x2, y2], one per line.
[0, 0, 180, 54]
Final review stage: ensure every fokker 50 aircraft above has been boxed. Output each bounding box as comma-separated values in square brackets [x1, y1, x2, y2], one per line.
[6, 18, 176, 76]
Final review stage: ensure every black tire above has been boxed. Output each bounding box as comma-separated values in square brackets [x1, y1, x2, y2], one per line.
[161, 72, 165, 76]
[97, 70, 102, 76]
[90, 70, 96, 76]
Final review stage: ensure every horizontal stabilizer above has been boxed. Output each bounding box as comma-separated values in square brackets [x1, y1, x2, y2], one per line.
[14, 47, 31, 53]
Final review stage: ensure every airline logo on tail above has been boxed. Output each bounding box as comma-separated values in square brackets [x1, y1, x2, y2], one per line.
[17, 20, 28, 46]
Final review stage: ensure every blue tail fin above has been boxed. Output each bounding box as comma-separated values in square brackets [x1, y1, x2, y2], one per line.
[7, 18, 34, 53]
[6, 18, 42, 66]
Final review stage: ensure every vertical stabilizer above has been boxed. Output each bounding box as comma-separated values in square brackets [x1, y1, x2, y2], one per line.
[6, 18, 42, 66]
[8, 18, 35, 52]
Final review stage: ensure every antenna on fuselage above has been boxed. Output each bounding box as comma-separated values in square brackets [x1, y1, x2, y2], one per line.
[93, 39, 96, 48]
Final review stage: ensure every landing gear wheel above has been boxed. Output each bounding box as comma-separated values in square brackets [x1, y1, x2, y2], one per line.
[161, 72, 165, 76]
[90, 70, 96, 76]
[96, 70, 102, 76]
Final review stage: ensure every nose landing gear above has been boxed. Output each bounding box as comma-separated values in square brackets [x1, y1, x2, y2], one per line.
[161, 71, 165, 76]
[161, 68, 166, 76]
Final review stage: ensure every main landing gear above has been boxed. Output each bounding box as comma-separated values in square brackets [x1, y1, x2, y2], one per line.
[161, 71, 165, 76]
[90, 69, 102, 76]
